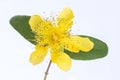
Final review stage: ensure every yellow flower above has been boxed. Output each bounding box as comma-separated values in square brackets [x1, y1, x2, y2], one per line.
[29, 7, 94, 71]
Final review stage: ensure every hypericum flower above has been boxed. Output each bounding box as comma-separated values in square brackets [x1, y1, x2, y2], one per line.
[29, 7, 94, 71]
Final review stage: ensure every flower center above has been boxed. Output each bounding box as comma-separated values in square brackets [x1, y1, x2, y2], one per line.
[52, 32, 59, 41]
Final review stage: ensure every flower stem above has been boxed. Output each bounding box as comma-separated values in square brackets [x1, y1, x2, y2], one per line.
[43, 60, 52, 80]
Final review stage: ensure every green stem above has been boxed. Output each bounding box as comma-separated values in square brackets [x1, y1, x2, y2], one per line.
[43, 60, 52, 80]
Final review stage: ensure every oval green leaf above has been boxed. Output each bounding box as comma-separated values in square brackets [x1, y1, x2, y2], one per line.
[64, 35, 108, 60]
[10, 15, 36, 44]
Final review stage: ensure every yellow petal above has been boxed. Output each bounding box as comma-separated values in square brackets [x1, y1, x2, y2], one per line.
[29, 15, 53, 35]
[57, 7, 74, 33]
[61, 37, 80, 53]
[29, 45, 48, 65]
[29, 15, 54, 45]
[61, 36, 94, 52]
[51, 49, 72, 71]
[70, 36, 94, 52]
[29, 15, 43, 32]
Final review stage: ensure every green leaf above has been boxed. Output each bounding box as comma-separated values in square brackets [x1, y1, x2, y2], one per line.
[10, 15, 36, 44]
[64, 35, 108, 60]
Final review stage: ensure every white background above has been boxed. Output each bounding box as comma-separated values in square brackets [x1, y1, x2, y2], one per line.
[0, 0, 120, 80]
